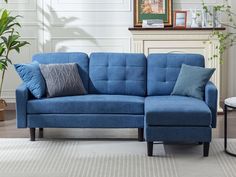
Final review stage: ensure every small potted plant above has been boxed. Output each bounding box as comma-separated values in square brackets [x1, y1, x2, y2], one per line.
[0, 0, 29, 120]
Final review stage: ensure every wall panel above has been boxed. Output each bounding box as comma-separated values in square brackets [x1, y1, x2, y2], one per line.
[49, 0, 131, 12]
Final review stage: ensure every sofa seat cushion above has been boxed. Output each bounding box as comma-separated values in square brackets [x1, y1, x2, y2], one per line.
[145, 96, 211, 126]
[27, 95, 144, 114]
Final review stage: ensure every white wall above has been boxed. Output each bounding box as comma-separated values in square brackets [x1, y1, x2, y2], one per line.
[0, 0, 231, 103]
[227, 0, 236, 98]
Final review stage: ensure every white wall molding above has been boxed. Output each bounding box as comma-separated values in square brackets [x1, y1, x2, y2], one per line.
[0, 0, 37, 11]
[49, 37, 131, 54]
[49, 0, 131, 12]
[0, 0, 29, 3]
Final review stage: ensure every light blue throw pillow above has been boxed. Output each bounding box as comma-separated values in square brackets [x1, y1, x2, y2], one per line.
[171, 64, 215, 100]
[14, 61, 46, 98]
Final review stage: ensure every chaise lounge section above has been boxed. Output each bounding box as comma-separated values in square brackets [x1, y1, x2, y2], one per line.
[145, 54, 217, 157]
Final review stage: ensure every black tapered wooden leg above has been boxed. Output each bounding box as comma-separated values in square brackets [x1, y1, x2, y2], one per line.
[147, 142, 153, 156]
[224, 104, 227, 151]
[30, 128, 35, 141]
[203, 142, 210, 157]
[138, 128, 144, 141]
[39, 128, 44, 138]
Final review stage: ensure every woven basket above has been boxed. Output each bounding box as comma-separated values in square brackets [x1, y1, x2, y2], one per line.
[0, 99, 7, 121]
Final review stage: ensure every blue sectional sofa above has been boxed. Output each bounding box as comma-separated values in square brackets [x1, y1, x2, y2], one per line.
[15, 52, 217, 157]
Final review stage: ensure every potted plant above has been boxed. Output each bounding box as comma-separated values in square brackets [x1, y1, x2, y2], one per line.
[202, 0, 236, 62]
[0, 0, 29, 121]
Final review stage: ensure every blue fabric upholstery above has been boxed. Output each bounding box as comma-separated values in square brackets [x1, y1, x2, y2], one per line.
[16, 84, 29, 128]
[33, 52, 89, 91]
[14, 61, 46, 98]
[145, 126, 212, 142]
[145, 96, 212, 126]
[205, 81, 218, 128]
[89, 53, 146, 96]
[27, 95, 144, 114]
[28, 114, 143, 128]
[15, 52, 218, 149]
[147, 53, 205, 96]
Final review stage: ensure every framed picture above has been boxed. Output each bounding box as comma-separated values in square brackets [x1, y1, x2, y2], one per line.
[134, 0, 173, 27]
[174, 11, 187, 28]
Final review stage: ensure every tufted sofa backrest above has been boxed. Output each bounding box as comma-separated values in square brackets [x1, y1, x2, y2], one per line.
[147, 53, 205, 96]
[89, 53, 147, 96]
[32, 52, 89, 91]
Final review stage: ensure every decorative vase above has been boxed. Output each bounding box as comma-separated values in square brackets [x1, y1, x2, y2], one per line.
[202, 6, 214, 28]
[191, 9, 200, 28]
[213, 9, 221, 28]
[0, 99, 7, 121]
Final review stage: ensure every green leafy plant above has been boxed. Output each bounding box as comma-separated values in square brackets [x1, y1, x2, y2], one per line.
[0, 2, 29, 98]
[202, 0, 236, 62]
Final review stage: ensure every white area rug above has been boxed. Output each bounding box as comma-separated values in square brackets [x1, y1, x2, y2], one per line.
[0, 139, 235, 177]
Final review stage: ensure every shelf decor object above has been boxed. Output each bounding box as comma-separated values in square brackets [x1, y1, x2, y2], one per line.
[191, 9, 201, 28]
[174, 11, 187, 28]
[202, 6, 214, 28]
[134, 0, 173, 27]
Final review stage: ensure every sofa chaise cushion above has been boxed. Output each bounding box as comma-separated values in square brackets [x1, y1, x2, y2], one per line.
[145, 96, 212, 126]
[27, 95, 144, 114]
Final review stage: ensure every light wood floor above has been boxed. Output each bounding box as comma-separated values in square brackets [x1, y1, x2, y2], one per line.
[1, 111, 236, 139]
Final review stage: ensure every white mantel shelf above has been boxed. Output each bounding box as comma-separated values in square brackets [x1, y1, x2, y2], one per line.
[129, 27, 225, 112]
[128, 27, 225, 30]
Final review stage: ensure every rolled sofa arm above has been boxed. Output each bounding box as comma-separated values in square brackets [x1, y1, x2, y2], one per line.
[205, 81, 218, 128]
[16, 83, 29, 128]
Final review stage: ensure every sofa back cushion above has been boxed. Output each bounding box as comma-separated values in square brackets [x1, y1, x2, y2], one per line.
[32, 52, 89, 91]
[89, 53, 147, 96]
[147, 53, 205, 96]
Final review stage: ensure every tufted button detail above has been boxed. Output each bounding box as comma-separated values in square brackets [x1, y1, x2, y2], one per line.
[89, 53, 146, 96]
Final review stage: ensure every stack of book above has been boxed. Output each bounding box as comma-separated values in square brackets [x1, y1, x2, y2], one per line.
[142, 19, 164, 28]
